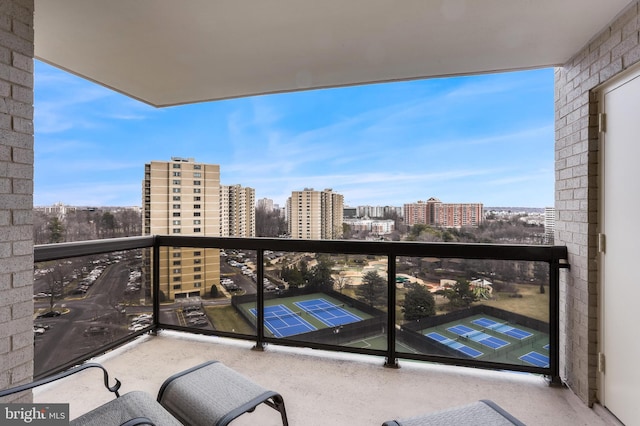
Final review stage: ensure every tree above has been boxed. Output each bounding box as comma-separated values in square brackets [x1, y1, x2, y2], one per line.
[47, 217, 65, 243]
[281, 264, 304, 289]
[402, 283, 436, 320]
[306, 255, 335, 293]
[334, 272, 351, 294]
[100, 212, 117, 238]
[43, 262, 69, 311]
[33, 211, 50, 244]
[444, 280, 478, 308]
[210, 285, 219, 298]
[355, 271, 386, 307]
[255, 206, 287, 237]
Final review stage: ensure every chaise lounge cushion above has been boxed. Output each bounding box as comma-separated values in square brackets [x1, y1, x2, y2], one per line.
[71, 391, 182, 426]
[382, 400, 525, 426]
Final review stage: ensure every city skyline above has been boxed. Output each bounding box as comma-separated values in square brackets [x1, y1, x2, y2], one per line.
[35, 61, 554, 208]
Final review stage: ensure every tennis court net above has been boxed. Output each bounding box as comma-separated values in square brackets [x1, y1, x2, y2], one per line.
[302, 304, 346, 316]
[264, 310, 302, 320]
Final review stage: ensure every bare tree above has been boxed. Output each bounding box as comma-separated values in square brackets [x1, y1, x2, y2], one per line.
[43, 262, 70, 312]
[255, 206, 286, 237]
[334, 272, 351, 293]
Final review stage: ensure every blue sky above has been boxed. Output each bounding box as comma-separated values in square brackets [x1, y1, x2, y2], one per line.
[34, 61, 554, 208]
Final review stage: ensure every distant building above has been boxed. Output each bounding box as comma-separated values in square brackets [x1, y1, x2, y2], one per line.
[287, 188, 344, 239]
[343, 218, 395, 234]
[343, 207, 357, 218]
[356, 205, 403, 218]
[544, 207, 555, 244]
[34, 202, 74, 219]
[220, 184, 255, 237]
[257, 198, 274, 211]
[143, 157, 220, 299]
[404, 197, 483, 228]
[34, 203, 141, 218]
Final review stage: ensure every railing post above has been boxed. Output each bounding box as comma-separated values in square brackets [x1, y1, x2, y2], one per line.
[152, 237, 160, 334]
[253, 248, 266, 351]
[547, 259, 563, 386]
[385, 252, 399, 368]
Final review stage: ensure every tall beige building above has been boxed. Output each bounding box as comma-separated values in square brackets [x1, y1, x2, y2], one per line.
[220, 184, 256, 237]
[143, 158, 220, 300]
[287, 188, 344, 239]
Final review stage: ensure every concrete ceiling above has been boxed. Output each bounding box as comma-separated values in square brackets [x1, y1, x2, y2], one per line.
[34, 0, 634, 107]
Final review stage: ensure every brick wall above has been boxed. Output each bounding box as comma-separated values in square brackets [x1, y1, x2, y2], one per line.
[0, 0, 34, 403]
[555, 1, 640, 405]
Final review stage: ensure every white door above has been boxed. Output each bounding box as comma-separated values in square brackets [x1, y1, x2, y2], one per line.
[599, 67, 640, 426]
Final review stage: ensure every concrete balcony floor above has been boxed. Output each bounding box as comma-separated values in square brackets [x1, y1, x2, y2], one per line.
[35, 331, 614, 425]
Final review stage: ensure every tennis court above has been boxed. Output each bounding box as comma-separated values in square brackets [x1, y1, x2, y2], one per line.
[250, 305, 316, 338]
[447, 324, 510, 349]
[520, 351, 549, 368]
[426, 332, 483, 358]
[471, 317, 533, 340]
[294, 298, 362, 327]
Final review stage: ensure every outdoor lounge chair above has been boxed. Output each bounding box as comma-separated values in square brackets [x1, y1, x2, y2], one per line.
[0, 361, 288, 426]
[382, 399, 525, 426]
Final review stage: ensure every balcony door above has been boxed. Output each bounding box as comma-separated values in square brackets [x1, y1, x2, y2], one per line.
[599, 65, 640, 425]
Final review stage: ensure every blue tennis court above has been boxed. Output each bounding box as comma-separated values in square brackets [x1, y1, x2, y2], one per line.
[520, 351, 549, 368]
[294, 298, 362, 327]
[250, 305, 316, 338]
[426, 332, 483, 358]
[472, 317, 533, 340]
[447, 324, 510, 349]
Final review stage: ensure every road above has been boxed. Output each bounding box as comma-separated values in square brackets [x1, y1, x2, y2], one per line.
[33, 255, 258, 376]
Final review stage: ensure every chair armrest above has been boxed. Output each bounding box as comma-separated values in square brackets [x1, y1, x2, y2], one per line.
[0, 363, 121, 399]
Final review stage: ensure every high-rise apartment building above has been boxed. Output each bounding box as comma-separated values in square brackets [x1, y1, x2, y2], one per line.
[544, 207, 555, 244]
[404, 197, 483, 228]
[220, 184, 256, 237]
[287, 188, 344, 239]
[143, 158, 220, 299]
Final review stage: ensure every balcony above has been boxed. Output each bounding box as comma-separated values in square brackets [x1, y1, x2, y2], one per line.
[33, 331, 610, 425]
[26, 236, 618, 424]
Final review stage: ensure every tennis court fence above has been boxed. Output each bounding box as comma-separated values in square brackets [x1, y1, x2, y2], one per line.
[401, 305, 549, 335]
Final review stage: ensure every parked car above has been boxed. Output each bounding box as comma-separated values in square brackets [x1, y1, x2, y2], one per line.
[187, 318, 208, 327]
[84, 326, 109, 336]
[36, 311, 61, 318]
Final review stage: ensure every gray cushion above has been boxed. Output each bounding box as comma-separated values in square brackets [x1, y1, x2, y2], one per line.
[382, 400, 525, 426]
[71, 391, 182, 426]
[158, 361, 280, 426]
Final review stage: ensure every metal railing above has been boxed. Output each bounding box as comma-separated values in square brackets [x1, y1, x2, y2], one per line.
[34, 235, 568, 382]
